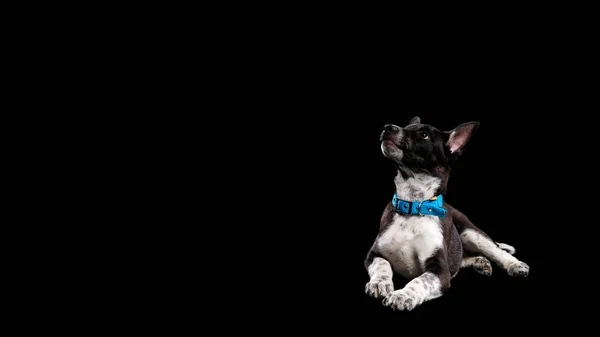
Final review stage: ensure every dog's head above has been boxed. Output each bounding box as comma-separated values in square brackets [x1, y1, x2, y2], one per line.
[380, 116, 479, 176]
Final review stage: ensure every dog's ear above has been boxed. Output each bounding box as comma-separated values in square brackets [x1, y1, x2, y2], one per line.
[409, 116, 421, 125]
[446, 121, 479, 154]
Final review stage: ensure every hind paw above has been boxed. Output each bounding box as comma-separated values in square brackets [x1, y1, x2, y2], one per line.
[508, 261, 529, 277]
[473, 257, 492, 276]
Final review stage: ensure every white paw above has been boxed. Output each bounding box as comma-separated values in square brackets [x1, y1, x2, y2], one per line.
[508, 261, 529, 277]
[365, 276, 394, 298]
[473, 256, 492, 276]
[382, 289, 417, 311]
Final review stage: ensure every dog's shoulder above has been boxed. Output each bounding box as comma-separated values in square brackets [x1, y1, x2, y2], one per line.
[442, 201, 474, 233]
[378, 202, 395, 232]
[443, 202, 466, 221]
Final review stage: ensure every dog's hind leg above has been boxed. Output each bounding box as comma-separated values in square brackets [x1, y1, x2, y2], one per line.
[450, 207, 529, 277]
[496, 242, 516, 255]
[461, 256, 492, 276]
[364, 248, 394, 299]
[460, 229, 529, 277]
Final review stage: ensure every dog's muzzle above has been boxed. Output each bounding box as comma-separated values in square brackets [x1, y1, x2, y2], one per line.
[380, 125, 403, 143]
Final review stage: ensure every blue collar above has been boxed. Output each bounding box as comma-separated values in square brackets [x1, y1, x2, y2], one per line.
[392, 194, 447, 218]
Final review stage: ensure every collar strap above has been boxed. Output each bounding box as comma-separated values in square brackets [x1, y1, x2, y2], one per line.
[392, 194, 447, 218]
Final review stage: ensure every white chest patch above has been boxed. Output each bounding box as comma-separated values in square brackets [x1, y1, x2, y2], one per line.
[394, 173, 441, 202]
[376, 214, 444, 279]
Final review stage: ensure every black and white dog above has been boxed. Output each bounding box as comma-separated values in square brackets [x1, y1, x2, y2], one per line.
[365, 116, 529, 311]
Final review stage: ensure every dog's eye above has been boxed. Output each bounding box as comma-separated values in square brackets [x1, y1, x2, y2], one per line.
[420, 132, 429, 139]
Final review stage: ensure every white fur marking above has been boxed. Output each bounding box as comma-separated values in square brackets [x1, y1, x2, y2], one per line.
[461, 229, 528, 277]
[461, 256, 493, 275]
[377, 213, 443, 279]
[394, 172, 441, 202]
[383, 272, 442, 311]
[497, 242, 516, 255]
[461, 256, 480, 268]
[365, 257, 394, 298]
[367, 257, 393, 279]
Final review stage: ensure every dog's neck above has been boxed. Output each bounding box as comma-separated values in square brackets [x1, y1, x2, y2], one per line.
[394, 170, 445, 202]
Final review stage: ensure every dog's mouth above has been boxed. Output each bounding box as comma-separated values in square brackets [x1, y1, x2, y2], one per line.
[380, 131, 395, 142]
[380, 132, 402, 147]
[381, 139, 402, 153]
[380, 128, 406, 162]
[381, 139, 403, 161]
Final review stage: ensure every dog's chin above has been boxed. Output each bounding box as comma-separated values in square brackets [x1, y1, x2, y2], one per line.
[381, 140, 404, 160]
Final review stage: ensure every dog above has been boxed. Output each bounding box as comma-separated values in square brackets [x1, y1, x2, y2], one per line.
[364, 116, 529, 311]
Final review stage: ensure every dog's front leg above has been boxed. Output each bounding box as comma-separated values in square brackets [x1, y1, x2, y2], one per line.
[365, 257, 394, 298]
[383, 250, 450, 311]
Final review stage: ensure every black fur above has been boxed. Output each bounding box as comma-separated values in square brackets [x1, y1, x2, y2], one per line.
[423, 249, 451, 292]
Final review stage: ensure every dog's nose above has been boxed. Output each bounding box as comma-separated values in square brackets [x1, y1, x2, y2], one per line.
[384, 124, 400, 133]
